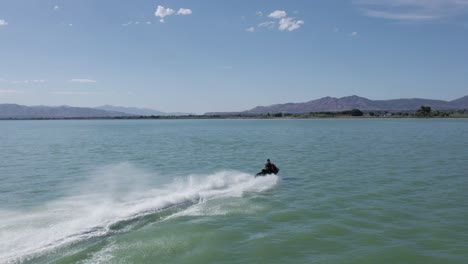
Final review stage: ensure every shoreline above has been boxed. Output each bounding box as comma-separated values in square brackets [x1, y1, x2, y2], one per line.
[1, 114, 467, 121]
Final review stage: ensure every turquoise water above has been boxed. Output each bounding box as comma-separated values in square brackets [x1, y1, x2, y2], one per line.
[1, 119, 467, 263]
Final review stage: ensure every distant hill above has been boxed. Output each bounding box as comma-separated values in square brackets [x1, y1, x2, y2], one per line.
[95, 105, 190, 116]
[450, 95, 468, 108]
[0, 104, 133, 119]
[240, 95, 468, 115]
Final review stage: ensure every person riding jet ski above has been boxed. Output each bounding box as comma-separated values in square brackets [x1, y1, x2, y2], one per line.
[256, 159, 279, 176]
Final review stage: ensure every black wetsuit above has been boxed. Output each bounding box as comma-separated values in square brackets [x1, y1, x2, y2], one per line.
[256, 162, 279, 176]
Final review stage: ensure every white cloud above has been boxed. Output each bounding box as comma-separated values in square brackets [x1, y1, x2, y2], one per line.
[12, 80, 46, 84]
[53, 5, 60, 11]
[69, 24, 73, 27]
[0, 89, 21, 94]
[357, 0, 468, 7]
[155, 6, 191, 22]
[269, 10, 287, 19]
[123, 21, 152, 26]
[50, 91, 96, 95]
[363, 9, 438, 20]
[350, 31, 358, 37]
[356, 0, 468, 21]
[278, 18, 304, 31]
[258, 21, 276, 28]
[0, 19, 8, 26]
[256, 11, 263, 16]
[255, 10, 305, 32]
[155, 5, 175, 23]
[246, 27, 255, 32]
[177, 8, 192, 15]
[70, 79, 97, 83]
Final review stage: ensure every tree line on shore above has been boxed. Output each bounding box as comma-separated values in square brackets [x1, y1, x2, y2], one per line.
[249, 106, 468, 118]
[2, 106, 467, 120]
[154, 106, 467, 119]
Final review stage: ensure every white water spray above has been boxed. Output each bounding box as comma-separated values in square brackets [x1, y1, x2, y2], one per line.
[0, 163, 278, 263]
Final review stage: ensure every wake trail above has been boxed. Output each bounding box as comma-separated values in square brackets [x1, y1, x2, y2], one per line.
[0, 163, 279, 263]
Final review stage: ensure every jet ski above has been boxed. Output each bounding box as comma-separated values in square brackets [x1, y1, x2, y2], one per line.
[255, 167, 279, 177]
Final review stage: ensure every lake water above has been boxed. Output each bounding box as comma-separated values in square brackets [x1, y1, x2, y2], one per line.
[1, 119, 467, 263]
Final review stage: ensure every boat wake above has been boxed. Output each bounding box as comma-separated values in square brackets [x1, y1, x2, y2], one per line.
[0, 163, 279, 263]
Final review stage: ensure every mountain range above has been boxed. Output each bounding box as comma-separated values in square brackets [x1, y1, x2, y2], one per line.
[0, 104, 133, 119]
[237, 95, 468, 115]
[0, 104, 193, 119]
[1, 95, 467, 118]
[95, 105, 190, 116]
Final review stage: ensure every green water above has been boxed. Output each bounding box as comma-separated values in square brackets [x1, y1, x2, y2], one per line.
[1, 119, 467, 263]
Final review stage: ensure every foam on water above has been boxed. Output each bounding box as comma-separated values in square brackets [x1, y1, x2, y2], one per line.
[0, 163, 279, 263]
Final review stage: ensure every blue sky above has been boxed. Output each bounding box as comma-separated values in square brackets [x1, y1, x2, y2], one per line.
[1, 0, 467, 113]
